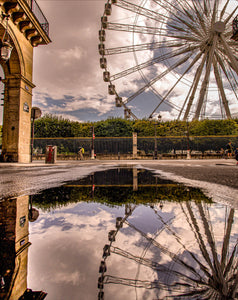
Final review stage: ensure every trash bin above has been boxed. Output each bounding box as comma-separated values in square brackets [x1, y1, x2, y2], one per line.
[45, 145, 57, 164]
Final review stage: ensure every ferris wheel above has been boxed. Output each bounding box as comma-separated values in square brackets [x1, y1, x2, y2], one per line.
[99, 0, 238, 120]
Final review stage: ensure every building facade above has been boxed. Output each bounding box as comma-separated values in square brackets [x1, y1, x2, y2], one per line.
[1, 0, 50, 162]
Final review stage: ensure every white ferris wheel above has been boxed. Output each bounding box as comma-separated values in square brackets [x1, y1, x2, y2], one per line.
[99, 0, 238, 120]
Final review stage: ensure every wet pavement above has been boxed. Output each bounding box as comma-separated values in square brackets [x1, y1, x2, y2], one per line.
[0, 167, 237, 300]
[0, 159, 238, 206]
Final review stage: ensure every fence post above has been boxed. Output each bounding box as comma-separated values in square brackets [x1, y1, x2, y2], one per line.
[133, 132, 137, 159]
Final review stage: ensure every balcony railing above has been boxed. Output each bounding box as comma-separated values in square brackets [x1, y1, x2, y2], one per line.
[27, 0, 49, 35]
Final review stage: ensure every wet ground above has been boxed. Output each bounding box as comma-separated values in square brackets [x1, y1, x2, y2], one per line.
[0, 159, 238, 205]
[0, 165, 237, 300]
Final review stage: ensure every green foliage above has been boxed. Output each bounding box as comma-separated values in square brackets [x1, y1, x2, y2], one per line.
[32, 184, 211, 212]
[189, 119, 238, 136]
[94, 117, 133, 137]
[34, 114, 73, 138]
[33, 114, 238, 138]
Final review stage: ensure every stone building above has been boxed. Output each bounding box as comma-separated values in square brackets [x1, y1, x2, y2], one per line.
[0, 0, 50, 163]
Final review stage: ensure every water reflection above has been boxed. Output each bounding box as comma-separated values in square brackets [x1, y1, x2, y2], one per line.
[0, 195, 46, 299]
[98, 199, 238, 299]
[32, 168, 210, 209]
[1, 168, 237, 299]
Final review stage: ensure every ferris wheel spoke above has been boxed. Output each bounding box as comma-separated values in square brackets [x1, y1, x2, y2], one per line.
[104, 274, 187, 291]
[111, 245, 207, 285]
[106, 22, 200, 42]
[111, 44, 199, 81]
[203, 0, 211, 17]
[215, 53, 238, 104]
[113, 0, 166, 23]
[217, 46, 238, 70]
[105, 22, 167, 35]
[227, 64, 238, 90]
[171, 12, 203, 38]
[211, 0, 218, 26]
[190, 1, 208, 35]
[220, 209, 235, 272]
[220, 0, 230, 21]
[125, 221, 205, 279]
[227, 40, 238, 48]
[173, 288, 211, 299]
[224, 5, 238, 25]
[196, 203, 226, 286]
[224, 242, 238, 278]
[104, 40, 186, 56]
[184, 203, 218, 277]
[125, 53, 193, 105]
[219, 34, 238, 74]
[153, 0, 203, 39]
[149, 50, 204, 118]
[213, 57, 231, 119]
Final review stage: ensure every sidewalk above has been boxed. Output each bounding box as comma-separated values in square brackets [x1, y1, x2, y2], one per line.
[0, 158, 236, 168]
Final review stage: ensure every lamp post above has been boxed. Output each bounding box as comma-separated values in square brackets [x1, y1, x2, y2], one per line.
[154, 114, 162, 160]
[185, 121, 191, 159]
[91, 125, 95, 159]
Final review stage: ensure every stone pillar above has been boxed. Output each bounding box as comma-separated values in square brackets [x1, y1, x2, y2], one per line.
[2, 76, 34, 163]
[132, 132, 137, 159]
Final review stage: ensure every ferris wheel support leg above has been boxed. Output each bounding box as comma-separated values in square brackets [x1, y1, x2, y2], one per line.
[213, 57, 231, 119]
[183, 50, 208, 120]
[194, 35, 218, 120]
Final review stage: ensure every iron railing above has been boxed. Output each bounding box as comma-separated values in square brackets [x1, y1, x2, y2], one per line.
[27, 0, 49, 35]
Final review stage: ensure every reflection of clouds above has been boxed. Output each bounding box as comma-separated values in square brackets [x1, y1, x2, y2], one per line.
[28, 190, 238, 299]
[29, 204, 115, 299]
[101, 202, 238, 299]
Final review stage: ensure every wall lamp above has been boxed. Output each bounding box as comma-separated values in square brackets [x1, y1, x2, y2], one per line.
[1, 13, 13, 62]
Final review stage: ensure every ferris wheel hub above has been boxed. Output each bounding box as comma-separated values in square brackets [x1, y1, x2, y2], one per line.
[213, 21, 226, 33]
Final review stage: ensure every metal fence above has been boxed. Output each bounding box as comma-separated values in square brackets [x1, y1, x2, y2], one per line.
[33, 136, 238, 158]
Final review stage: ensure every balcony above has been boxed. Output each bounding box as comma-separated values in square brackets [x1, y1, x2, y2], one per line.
[0, 0, 51, 46]
[232, 15, 238, 41]
[28, 0, 49, 35]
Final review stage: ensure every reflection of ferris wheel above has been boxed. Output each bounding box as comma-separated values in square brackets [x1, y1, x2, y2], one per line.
[99, 0, 238, 120]
[97, 201, 238, 299]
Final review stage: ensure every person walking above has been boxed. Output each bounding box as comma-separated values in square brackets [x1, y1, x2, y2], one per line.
[78, 146, 85, 160]
[226, 141, 233, 158]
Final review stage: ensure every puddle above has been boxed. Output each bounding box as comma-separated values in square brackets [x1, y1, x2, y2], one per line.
[0, 168, 237, 300]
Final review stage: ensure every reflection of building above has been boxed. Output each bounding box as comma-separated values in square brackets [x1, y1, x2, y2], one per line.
[0, 195, 46, 299]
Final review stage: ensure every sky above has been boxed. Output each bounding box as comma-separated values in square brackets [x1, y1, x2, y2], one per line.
[0, 0, 238, 124]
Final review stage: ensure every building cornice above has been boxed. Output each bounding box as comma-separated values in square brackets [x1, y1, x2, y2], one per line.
[0, 0, 51, 47]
